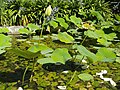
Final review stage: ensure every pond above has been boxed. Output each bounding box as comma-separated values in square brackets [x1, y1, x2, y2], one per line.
[0, 0, 120, 90]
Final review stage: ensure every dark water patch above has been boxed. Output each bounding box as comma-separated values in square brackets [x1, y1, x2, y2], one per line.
[116, 81, 120, 89]
[0, 68, 31, 83]
[42, 61, 83, 72]
[0, 54, 6, 60]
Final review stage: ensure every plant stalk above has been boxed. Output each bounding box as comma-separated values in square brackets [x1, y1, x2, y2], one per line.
[30, 58, 36, 83]
[22, 65, 29, 85]
[40, 14, 46, 38]
[81, 35, 87, 45]
[67, 70, 77, 85]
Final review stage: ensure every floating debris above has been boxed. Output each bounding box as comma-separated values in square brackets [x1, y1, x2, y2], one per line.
[96, 70, 116, 86]
[57, 86, 66, 90]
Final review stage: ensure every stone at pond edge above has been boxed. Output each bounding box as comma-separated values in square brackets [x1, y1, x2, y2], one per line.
[0, 26, 24, 34]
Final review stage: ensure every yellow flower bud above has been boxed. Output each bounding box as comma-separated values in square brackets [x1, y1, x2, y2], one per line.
[45, 5, 52, 16]
[82, 23, 90, 29]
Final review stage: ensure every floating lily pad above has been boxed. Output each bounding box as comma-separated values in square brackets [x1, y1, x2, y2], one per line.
[19, 28, 31, 35]
[78, 73, 94, 81]
[28, 44, 53, 54]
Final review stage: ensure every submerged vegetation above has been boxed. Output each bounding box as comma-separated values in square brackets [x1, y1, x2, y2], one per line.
[0, 0, 120, 90]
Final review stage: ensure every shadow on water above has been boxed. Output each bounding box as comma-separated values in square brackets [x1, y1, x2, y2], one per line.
[116, 81, 120, 90]
[42, 61, 83, 72]
[0, 68, 31, 83]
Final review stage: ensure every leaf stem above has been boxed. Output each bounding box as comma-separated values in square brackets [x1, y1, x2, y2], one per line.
[30, 58, 36, 83]
[67, 70, 77, 85]
[22, 65, 29, 85]
[40, 14, 46, 38]
[81, 35, 87, 45]
[67, 55, 85, 86]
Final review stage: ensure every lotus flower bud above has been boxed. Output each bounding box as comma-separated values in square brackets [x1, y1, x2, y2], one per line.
[18, 87, 23, 90]
[45, 5, 52, 16]
[46, 25, 50, 32]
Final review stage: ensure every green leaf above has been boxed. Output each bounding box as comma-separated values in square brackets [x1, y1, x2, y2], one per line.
[60, 22, 68, 29]
[85, 30, 116, 46]
[0, 28, 9, 33]
[67, 29, 78, 35]
[55, 18, 68, 29]
[78, 73, 94, 81]
[115, 48, 120, 56]
[96, 48, 116, 62]
[51, 48, 72, 64]
[70, 15, 82, 25]
[113, 26, 120, 32]
[19, 28, 31, 35]
[56, 18, 65, 23]
[95, 30, 105, 37]
[9, 48, 39, 59]
[0, 34, 11, 49]
[116, 57, 120, 63]
[27, 23, 39, 31]
[41, 49, 53, 55]
[97, 38, 111, 47]
[49, 20, 58, 28]
[101, 21, 113, 29]
[28, 45, 53, 54]
[37, 58, 55, 64]
[115, 14, 120, 21]
[91, 10, 104, 21]
[106, 33, 117, 41]
[84, 30, 99, 39]
[0, 34, 11, 54]
[58, 32, 74, 43]
[65, 15, 70, 21]
[74, 45, 97, 62]
[37, 48, 72, 64]
[28, 45, 41, 53]
[84, 30, 105, 39]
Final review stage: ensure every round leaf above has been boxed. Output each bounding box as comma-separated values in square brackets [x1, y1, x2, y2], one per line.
[70, 15, 82, 25]
[19, 28, 31, 35]
[73, 45, 97, 62]
[37, 58, 55, 64]
[0, 28, 9, 33]
[28, 45, 53, 54]
[58, 32, 74, 43]
[78, 73, 94, 81]
[49, 20, 58, 28]
[56, 18, 65, 23]
[60, 22, 68, 29]
[51, 48, 72, 64]
[27, 23, 39, 31]
[96, 48, 116, 62]
[0, 34, 11, 48]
